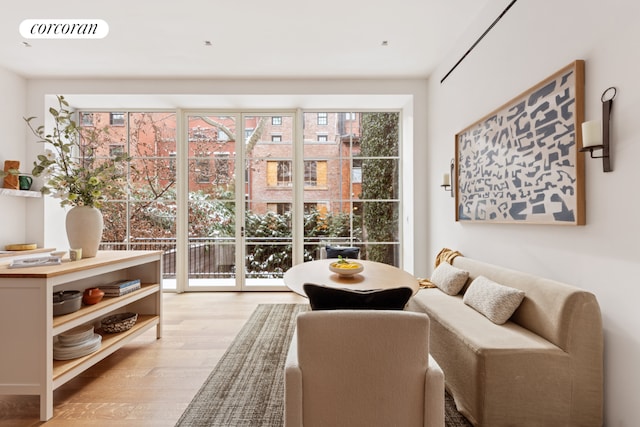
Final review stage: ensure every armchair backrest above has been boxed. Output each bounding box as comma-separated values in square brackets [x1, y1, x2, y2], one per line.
[295, 310, 431, 427]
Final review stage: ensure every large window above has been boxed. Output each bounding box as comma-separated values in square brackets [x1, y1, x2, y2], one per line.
[81, 108, 401, 290]
[302, 111, 400, 265]
[78, 111, 178, 254]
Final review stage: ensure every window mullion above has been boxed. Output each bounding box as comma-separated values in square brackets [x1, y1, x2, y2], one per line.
[292, 108, 304, 266]
[175, 109, 189, 293]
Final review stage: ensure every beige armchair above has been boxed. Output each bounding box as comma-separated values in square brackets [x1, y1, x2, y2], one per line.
[284, 310, 445, 427]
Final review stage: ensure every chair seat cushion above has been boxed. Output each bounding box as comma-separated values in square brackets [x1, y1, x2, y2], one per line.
[304, 283, 412, 310]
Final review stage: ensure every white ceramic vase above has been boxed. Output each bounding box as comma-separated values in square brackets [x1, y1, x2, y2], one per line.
[65, 206, 104, 258]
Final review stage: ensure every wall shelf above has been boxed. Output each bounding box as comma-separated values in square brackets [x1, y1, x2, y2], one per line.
[0, 188, 41, 198]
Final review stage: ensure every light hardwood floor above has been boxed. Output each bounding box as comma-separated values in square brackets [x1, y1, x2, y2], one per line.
[0, 291, 306, 427]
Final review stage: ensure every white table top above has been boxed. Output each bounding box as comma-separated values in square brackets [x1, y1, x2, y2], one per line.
[283, 258, 419, 297]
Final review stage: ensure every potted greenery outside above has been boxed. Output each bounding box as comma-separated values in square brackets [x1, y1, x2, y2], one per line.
[24, 95, 130, 257]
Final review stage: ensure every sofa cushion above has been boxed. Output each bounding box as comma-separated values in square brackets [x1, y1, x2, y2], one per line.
[430, 262, 469, 295]
[325, 245, 360, 259]
[463, 276, 525, 324]
[303, 283, 412, 310]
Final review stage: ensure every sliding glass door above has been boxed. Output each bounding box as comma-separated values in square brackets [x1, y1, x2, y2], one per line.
[242, 114, 296, 289]
[183, 112, 295, 291]
[183, 113, 242, 290]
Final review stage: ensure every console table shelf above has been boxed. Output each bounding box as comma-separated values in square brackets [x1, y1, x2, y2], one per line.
[52, 314, 159, 385]
[0, 250, 163, 421]
[52, 284, 160, 333]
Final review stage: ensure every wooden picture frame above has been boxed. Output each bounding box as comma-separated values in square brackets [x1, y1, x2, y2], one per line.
[455, 60, 585, 225]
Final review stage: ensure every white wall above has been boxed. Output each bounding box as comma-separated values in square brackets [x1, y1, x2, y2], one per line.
[426, 0, 639, 425]
[0, 67, 28, 246]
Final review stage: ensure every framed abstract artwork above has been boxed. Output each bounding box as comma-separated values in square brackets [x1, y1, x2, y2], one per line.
[455, 60, 585, 225]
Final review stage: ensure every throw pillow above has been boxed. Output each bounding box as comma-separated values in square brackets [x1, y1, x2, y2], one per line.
[430, 262, 469, 295]
[325, 245, 360, 259]
[303, 283, 412, 311]
[462, 276, 525, 324]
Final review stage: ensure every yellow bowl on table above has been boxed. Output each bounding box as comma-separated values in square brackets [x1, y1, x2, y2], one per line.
[329, 260, 364, 277]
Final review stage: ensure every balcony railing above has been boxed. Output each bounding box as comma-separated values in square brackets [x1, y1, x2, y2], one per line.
[100, 237, 235, 279]
[100, 237, 382, 281]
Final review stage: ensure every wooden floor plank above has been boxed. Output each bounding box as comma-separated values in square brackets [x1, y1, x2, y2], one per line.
[0, 291, 306, 426]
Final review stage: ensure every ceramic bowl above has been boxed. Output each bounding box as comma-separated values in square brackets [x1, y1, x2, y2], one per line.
[83, 287, 105, 305]
[58, 323, 95, 346]
[329, 261, 364, 277]
[50, 251, 67, 259]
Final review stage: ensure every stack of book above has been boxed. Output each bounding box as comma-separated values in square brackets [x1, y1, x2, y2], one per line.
[101, 279, 141, 297]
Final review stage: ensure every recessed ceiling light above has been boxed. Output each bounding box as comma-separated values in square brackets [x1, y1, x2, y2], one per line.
[204, 40, 212, 46]
[381, 40, 389, 46]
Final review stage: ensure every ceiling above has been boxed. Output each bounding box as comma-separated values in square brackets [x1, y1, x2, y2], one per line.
[1, 0, 499, 80]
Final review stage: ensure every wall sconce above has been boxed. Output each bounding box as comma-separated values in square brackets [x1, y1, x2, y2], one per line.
[580, 87, 617, 172]
[441, 158, 454, 197]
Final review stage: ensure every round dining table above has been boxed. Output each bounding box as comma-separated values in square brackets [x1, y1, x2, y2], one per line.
[283, 258, 419, 297]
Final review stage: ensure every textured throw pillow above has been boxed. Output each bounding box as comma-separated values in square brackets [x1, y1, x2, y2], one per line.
[303, 283, 412, 311]
[462, 276, 525, 324]
[430, 262, 469, 295]
[325, 245, 360, 259]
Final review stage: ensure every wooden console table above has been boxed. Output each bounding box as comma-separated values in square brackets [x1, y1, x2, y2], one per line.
[0, 250, 163, 421]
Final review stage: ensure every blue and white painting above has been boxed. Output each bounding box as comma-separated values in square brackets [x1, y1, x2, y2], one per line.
[456, 61, 585, 225]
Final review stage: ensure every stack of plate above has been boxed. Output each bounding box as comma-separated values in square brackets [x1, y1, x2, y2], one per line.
[54, 324, 102, 360]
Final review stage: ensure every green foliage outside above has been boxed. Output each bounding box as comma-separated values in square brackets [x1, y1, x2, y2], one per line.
[360, 112, 399, 264]
[104, 185, 353, 276]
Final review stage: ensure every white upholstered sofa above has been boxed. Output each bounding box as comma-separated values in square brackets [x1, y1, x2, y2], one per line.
[407, 255, 604, 426]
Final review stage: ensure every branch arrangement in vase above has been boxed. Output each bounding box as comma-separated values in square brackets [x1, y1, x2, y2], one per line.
[24, 95, 130, 208]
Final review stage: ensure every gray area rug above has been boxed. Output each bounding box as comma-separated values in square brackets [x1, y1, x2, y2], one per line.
[176, 303, 471, 426]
